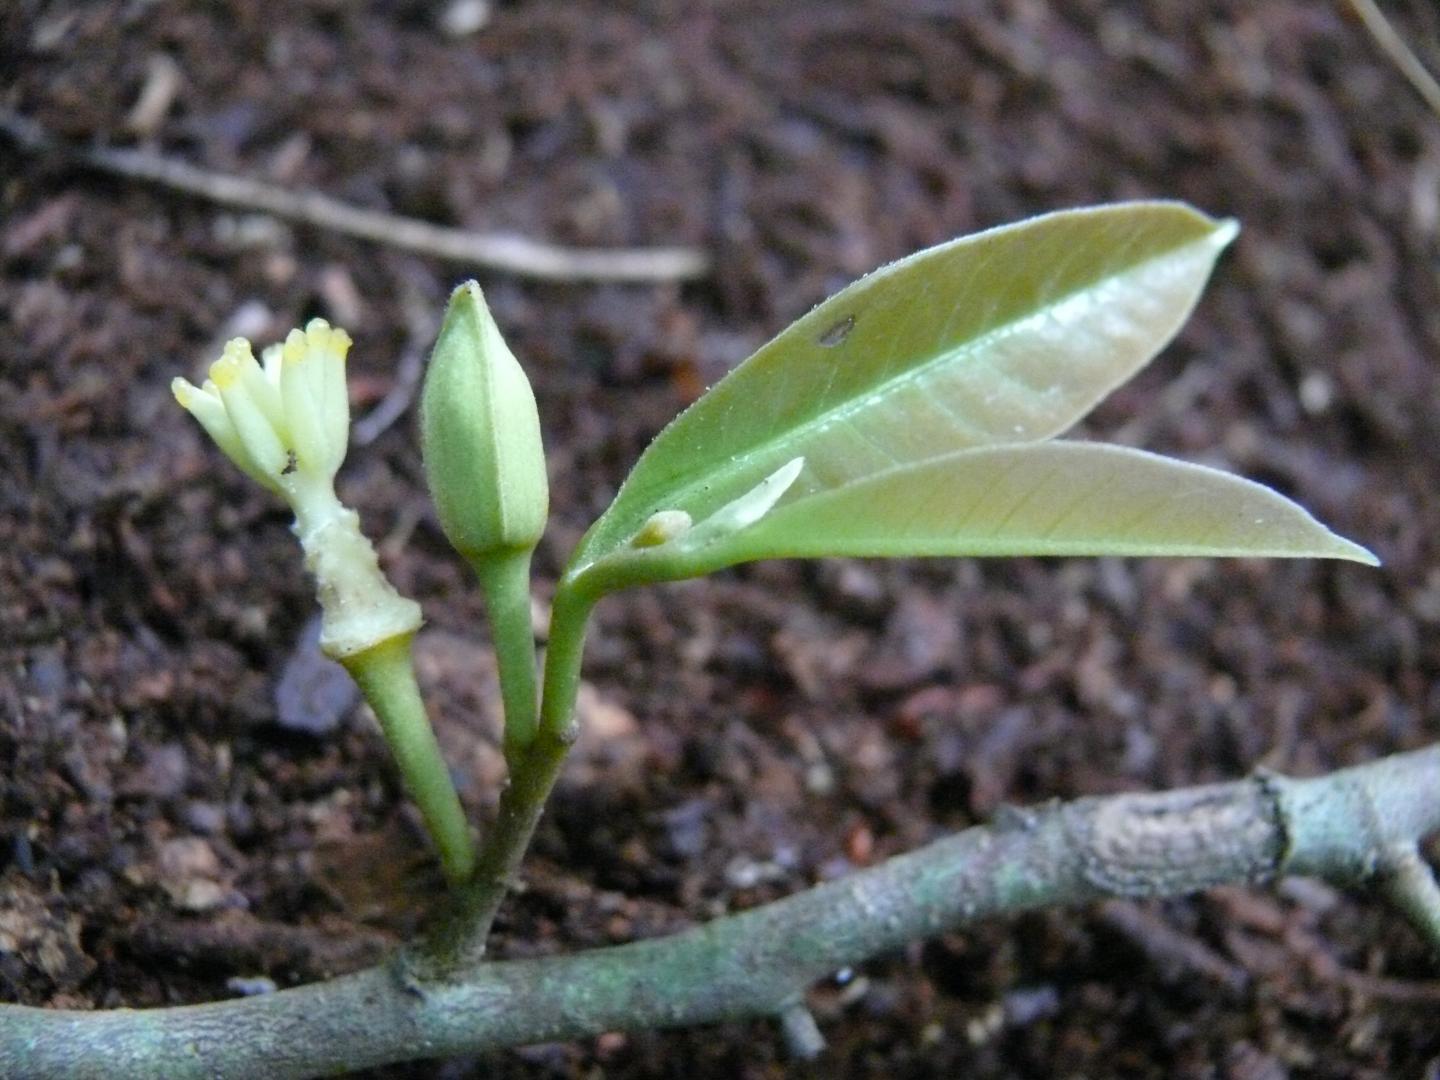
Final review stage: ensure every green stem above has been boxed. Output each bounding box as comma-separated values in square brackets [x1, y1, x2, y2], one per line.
[538, 581, 596, 742]
[470, 550, 539, 757]
[343, 635, 476, 884]
[417, 582, 597, 971]
[417, 729, 572, 972]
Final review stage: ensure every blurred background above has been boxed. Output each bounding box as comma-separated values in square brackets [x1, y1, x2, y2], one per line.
[3, 2, 1439, 1076]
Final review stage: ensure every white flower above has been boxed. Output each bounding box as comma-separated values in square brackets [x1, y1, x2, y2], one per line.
[172, 319, 352, 494]
[174, 320, 421, 660]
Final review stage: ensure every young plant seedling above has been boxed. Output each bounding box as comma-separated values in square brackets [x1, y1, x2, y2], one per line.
[174, 201, 1374, 969]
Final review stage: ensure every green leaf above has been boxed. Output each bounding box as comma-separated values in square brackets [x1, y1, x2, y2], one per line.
[678, 442, 1378, 573]
[571, 202, 1240, 585]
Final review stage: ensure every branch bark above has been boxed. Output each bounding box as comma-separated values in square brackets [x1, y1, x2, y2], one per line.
[2, 745, 1436, 1080]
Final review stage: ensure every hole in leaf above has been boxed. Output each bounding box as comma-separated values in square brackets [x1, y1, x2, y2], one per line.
[817, 314, 856, 348]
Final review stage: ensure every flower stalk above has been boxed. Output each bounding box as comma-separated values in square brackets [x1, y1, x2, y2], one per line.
[342, 635, 475, 883]
[421, 282, 549, 758]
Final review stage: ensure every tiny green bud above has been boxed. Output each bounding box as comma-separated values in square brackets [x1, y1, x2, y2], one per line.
[421, 282, 549, 565]
[683, 456, 804, 546]
[631, 509, 692, 548]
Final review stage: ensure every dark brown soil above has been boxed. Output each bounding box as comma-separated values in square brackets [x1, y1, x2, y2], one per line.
[3, 2, 1439, 1077]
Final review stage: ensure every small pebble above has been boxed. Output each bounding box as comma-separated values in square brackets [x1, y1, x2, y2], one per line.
[440, 0, 490, 37]
[274, 617, 357, 735]
[183, 801, 226, 836]
[226, 975, 278, 996]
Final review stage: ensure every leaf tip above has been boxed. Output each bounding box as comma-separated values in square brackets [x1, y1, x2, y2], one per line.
[773, 454, 806, 491]
[1333, 535, 1381, 567]
[1211, 216, 1240, 250]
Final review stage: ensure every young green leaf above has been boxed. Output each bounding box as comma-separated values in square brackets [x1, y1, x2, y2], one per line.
[617, 442, 1376, 581]
[569, 202, 1239, 589]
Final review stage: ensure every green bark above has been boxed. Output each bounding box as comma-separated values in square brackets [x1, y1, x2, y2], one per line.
[2, 745, 1435, 1080]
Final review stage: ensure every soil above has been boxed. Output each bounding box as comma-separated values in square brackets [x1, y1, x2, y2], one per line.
[3, 2, 1440, 1077]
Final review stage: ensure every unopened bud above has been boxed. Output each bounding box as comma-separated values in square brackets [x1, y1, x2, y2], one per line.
[421, 282, 549, 567]
[631, 510, 692, 548]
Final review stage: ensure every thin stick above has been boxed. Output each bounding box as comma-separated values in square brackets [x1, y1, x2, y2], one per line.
[1380, 843, 1440, 952]
[1345, 0, 1440, 123]
[352, 271, 435, 446]
[777, 1001, 827, 1060]
[0, 109, 708, 283]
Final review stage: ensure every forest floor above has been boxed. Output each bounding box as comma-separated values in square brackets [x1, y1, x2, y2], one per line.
[3, 2, 1440, 1077]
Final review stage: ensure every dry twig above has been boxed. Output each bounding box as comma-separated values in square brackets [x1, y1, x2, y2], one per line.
[0, 109, 708, 284]
[352, 268, 437, 446]
[1345, 0, 1440, 123]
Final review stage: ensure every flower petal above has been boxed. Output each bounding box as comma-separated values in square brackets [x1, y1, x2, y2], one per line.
[173, 375, 282, 492]
[211, 339, 289, 481]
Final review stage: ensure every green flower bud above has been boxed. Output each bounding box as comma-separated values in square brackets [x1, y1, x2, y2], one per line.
[421, 282, 549, 565]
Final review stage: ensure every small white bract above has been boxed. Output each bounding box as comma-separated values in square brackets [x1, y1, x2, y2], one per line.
[174, 320, 421, 660]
